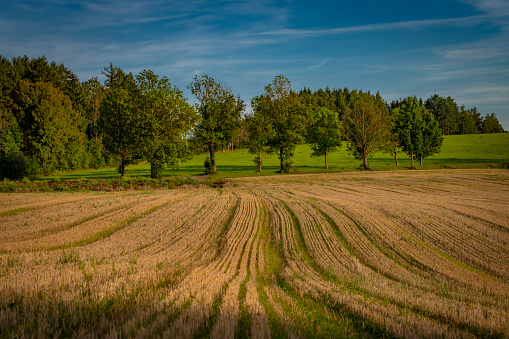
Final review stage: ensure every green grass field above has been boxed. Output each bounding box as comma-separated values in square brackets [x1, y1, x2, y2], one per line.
[47, 133, 509, 180]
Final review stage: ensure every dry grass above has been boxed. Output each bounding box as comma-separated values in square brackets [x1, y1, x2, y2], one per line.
[1, 169, 508, 338]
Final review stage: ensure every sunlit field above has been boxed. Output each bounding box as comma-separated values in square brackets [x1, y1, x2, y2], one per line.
[1, 169, 508, 338]
[46, 133, 509, 180]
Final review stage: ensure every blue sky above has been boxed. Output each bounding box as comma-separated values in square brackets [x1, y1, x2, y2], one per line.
[1, 0, 508, 128]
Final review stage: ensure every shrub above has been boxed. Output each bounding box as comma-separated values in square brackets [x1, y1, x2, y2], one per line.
[150, 161, 165, 179]
[0, 152, 31, 180]
[204, 157, 213, 175]
[282, 160, 295, 174]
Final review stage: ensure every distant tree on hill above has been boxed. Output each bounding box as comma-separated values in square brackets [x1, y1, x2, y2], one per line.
[458, 105, 481, 135]
[425, 94, 459, 135]
[481, 113, 505, 133]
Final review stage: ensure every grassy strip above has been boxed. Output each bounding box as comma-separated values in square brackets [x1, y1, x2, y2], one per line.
[193, 282, 229, 339]
[236, 201, 262, 339]
[48, 200, 172, 250]
[0, 206, 37, 217]
[38, 134, 509, 179]
[279, 201, 394, 337]
[0, 177, 200, 193]
[314, 204, 424, 284]
[318, 204, 502, 337]
[409, 233, 498, 282]
[216, 197, 240, 261]
[256, 248, 288, 339]
[236, 273, 252, 339]
[255, 201, 288, 338]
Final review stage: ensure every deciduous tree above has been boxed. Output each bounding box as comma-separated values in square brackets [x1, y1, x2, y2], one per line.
[246, 108, 272, 172]
[252, 75, 307, 173]
[394, 97, 443, 166]
[99, 66, 141, 176]
[189, 74, 244, 174]
[137, 70, 197, 178]
[341, 90, 391, 169]
[12, 80, 88, 173]
[306, 107, 342, 169]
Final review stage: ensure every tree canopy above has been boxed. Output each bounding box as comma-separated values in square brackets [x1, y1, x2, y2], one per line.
[0, 54, 506, 179]
[393, 97, 443, 166]
[306, 107, 342, 169]
[189, 74, 244, 174]
[252, 75, 307, 173]
[341, 90, 391, 169]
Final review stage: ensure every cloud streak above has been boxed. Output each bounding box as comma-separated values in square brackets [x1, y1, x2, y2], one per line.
[251, 14, 493, 37]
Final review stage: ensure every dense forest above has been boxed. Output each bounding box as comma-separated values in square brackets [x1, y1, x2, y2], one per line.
[0, 55, 505, 179]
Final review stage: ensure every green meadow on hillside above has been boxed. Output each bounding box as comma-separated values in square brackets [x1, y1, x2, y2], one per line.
[47, 133, 509, 180]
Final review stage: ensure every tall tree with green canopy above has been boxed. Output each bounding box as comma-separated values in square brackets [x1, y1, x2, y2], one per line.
[252, 75, 307, 173]
[246, 107, 272, 172]
[306, 107, 342, 169]
[341, 90, 391, 169]
[136, 70, 197, 178]
[394, 97, 443, 166]
[99, 66, 141, 176]
[425, 94, 459, 135]
[189, 74, 244, 174]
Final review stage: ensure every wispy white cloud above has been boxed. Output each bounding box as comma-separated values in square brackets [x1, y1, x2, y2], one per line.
[459, 0, 509, 14]
[251, 15, 491, 37]
[307, 59, 332, 70]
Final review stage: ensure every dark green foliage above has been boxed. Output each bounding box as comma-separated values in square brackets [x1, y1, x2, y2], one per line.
[393, 97, 443, 166]
[204, 157, 213, 175]
[0, 55, 98, 177]
[425, 94, 460, 135]
[458, 105, 481, 134]
[481, 113, 505, 133]
[298, 86, 350, 120]
[12, 80, 88, 174]
[0, 152, 31, 180]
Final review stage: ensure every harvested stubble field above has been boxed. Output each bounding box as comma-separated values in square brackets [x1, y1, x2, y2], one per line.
[1, 169, 508, 338]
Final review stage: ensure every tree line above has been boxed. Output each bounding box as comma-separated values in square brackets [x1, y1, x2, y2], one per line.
[0, 55, 505, 179]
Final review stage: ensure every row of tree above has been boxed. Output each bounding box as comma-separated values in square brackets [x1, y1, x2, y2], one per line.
[0, 55, 505, 179]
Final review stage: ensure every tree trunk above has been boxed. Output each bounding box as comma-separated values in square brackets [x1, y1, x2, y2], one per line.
[151, 164, 156, 179]
[209, 144, 216, 174]
[324, 152, 328, 169]
[258, 153, 262, 172]
[420, 155, 423, 166]
[394, 146, 398, 167]
[363, 150, 368, 169]
[121, 157, 126, 176]
[411, 151, 414, 167]
[280, 148, 284, 173]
